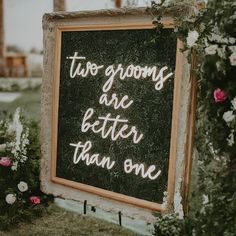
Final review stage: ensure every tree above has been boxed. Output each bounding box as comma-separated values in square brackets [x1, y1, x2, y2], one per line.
[53, 0, 66, 12]
[0, 0, 5, 77]
[115, 0, 121, 8]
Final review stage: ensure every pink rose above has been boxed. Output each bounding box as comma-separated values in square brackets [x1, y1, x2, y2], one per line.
[214, 88, 227, 103]
[0, 157, 12, 167]
[29, 196, 41, 205]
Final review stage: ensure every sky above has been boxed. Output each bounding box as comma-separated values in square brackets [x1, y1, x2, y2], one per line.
[4, 0, 150, 52]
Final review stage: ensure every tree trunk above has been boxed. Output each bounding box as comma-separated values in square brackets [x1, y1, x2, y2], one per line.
[115, 0, 121, 8]
[53, 0, 66, 12]
[0, 0, 5, 77]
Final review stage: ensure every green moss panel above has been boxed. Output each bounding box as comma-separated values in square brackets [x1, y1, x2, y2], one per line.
[56, 28, 176, 203]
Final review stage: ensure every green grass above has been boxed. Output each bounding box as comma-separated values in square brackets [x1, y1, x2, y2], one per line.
[0, 204, 138, 236]
[0, 88, 41, 121]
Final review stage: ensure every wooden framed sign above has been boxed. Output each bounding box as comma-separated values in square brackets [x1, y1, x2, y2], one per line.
[41, 8, 195, 216]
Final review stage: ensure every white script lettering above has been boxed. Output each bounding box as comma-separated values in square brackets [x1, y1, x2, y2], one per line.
[99, 93, 133, 110]
[81, 108, 143, 144]
[67, 53, 173, 91]
[103, 64, 173, 92]
[124, 159, 162, 180]
[70, 140, 115, 170]
[68, 52, 104, 78]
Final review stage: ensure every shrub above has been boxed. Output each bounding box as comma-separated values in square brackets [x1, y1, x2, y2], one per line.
[0, 108, 52, 230]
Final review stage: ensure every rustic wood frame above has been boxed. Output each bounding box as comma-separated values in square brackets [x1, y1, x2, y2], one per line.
[50, 20, 189, 212]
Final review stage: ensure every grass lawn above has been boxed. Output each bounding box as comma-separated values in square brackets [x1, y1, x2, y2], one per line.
[0, 204, 138, 236]
[0, 88, 41, 121]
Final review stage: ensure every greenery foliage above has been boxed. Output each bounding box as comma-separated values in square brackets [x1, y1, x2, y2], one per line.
[151, 0, 236, 235]
[0, 108, 52, 231]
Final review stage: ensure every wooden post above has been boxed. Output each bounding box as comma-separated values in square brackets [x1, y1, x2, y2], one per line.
[53, 0, 66, 12]
[0, 0, 5, 77]
[115, 0, 121, 8]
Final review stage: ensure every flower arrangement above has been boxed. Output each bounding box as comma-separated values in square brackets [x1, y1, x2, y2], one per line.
[151, 0, 236, 235]
[0, 108, 51, 230]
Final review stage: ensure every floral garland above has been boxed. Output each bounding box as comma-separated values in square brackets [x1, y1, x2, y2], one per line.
[0, 108, 51, 230]
[152, 0, 236, 151]
[151, 0, 236, 235]
[184, 5, 236, 152]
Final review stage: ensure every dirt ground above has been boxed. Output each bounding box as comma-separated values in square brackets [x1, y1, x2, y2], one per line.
[0, 205, 140, 236]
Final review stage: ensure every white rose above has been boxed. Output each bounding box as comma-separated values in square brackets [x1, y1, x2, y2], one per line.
[17, 181, 28, 192]
[229, 52, 236, 66]
[231, 97, 236, 110]
[223, 110, 235, 123]
[5, 194, 16, 205]
[205, 45, 218, 55]
[186, 30, 199, 48]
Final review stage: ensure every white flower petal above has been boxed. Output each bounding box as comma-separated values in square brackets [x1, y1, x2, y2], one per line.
[227, 132, 234, 147]
[6, 194, 16, 205]
[231, 97, 236, 110]
[17, 181, 28, 192]
[223, 111, 235, 123]
[202, 194, 209, 205]
[187, 31, 199, 48]
[205, 45, 218, 55]
[229, 52, 236, 66]
[229, 46, 236, 53]
[229, 37, 236, 44]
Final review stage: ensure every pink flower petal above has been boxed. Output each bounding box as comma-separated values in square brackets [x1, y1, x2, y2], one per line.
[214, 88, 227, 103]
[0, 157, 12, 167]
